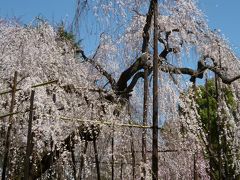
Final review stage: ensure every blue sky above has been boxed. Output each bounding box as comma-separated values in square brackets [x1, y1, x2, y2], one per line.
[199, 0, 240, 54]
[0, 0, 240, 55]
[0, 0, 75, 25]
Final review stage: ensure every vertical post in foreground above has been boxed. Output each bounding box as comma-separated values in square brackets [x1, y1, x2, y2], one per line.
[205, 76, 213, 179]
[130, 129, 136, 180]
[93, 139, 101, 180]
[152, 0, 159, 179]
[215, 43, 222, 179]
[80, 141, 88, 180]
[111, 128, 114, 180]
[2, 71, 18, 180]
[193, 152, 198, 180]
[70, 136, 77, 180]
[120, 159, 123, 180]
[24, 90, 35, 179]
[142, 66, 149, 180]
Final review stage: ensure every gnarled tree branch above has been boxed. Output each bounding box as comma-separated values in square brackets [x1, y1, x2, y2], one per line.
[116, 53, 150, 94]
[116, 0, 154, 94]
[76, 48, 117, 89]
[207, 66, 240, 84]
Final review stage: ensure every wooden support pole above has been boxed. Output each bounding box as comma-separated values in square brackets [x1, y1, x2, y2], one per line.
[152, 0, 159, 179]
[130, 130, 136, 180]
[24, 90, 35, 180]
[142, 65, 149, 180]
[215, 62, 222, 179]
[2, 71, 18, 180]
[0, 79, 58, 96]
[193, 152, 198, 180]
[80, 140, 88, 180]
[205, 77, 214, 179]
[0, 108, 35, 119]
[111, 129, 114, 180]
[120, 159, 123, 180]
[31, 79, 58, 88]
[70, 136, 77, 180]
[0, 88, 21, 96]
[93, 139, 101, 180]
[0, 111, 22, 119]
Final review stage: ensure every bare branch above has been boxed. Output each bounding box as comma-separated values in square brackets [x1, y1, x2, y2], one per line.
[77, 48, 117, 89]
[207, 66, 240, 84]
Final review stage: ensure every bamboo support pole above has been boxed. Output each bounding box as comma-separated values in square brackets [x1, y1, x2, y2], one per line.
[60, 117, 160, 129]
[31, 79, 58, 88]
[0, 88, 21, 96]
[0, 108, 36, 119]
[0, 111, 22, 119]
[0, 79, 58, 96]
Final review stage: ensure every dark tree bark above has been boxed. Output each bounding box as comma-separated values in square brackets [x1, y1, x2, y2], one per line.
[2, 71, 18, 180]
[24, 90, 35, 180]
[32, 132, 75, 179]
[142, 66, 148, 180]
[79, 140, 88, 180]
[111, 129, 114, 180]
[152, 0, 159, 179]
[70, 136, 77, 180]
[130, 129, 136, 180]
[93, 139, 101, 180]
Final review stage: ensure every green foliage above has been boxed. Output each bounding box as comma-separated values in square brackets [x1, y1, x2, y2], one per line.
[195, 79, 238, 179]
[196, 80, 236, 139]
[56, 23, 81, 49]
[196, 80, 217, 142]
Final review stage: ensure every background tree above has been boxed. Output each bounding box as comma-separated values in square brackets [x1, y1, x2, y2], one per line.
[195, 78, 239, 179]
